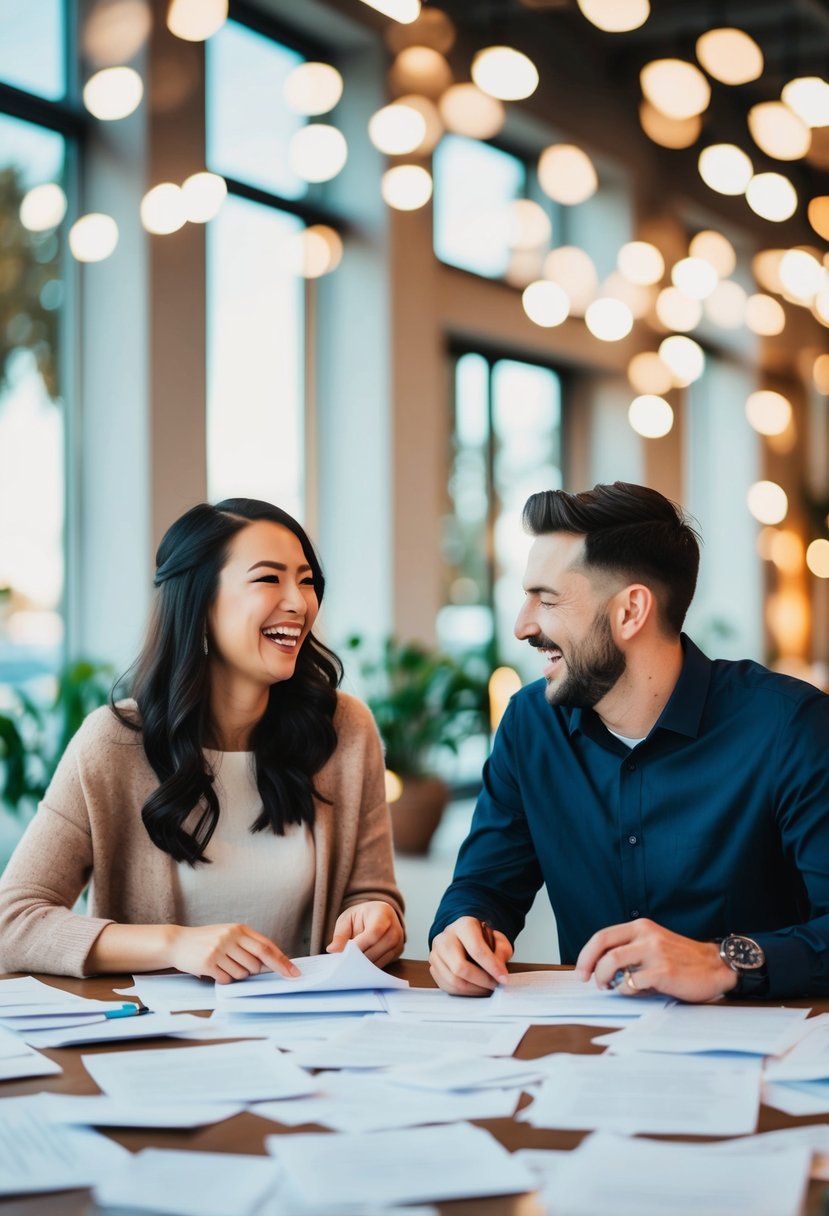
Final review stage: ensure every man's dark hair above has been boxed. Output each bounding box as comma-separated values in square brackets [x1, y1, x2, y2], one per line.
[522, 482, 701, 635]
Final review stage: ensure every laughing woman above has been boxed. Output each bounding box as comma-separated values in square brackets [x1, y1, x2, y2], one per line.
[0, 499, 405, 981]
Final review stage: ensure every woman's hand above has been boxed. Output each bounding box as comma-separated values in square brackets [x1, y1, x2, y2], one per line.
[167, 923, 301, 984]
[326, 901, 405, 969]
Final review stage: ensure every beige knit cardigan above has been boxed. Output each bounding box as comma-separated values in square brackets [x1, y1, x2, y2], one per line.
[0, 693, 405, 977]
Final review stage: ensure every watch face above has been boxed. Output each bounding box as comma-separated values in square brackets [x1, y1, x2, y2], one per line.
[721, 934, 765, 971]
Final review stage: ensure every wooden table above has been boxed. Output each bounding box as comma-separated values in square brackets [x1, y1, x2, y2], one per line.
[1, 961, 826, 1215]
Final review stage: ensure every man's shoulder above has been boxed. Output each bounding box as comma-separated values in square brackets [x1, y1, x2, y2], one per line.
[708, 654, 827, 713]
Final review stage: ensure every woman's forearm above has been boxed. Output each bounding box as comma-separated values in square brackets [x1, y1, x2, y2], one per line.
[85, 922, 179, 974]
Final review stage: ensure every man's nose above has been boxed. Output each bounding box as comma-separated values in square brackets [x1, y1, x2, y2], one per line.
[514, 602, 538, 640]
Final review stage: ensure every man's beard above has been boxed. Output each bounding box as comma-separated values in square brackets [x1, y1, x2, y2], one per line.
[535, 608, 626, 708]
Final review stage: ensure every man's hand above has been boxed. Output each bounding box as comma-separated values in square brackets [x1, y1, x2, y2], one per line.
[575, 918, 739, 1003]
[167, 923, 300, 985]
[326, 901, 404, 969]
[429, 916, 513, 996]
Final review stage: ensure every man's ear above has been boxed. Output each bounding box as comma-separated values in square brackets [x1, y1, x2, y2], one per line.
[612, 584, 654, 641]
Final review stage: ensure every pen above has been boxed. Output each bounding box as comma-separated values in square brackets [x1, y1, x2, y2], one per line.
[103, 1004, 151, 1019]
[609, 965, 641, 991]
[479, 920, 497, 952]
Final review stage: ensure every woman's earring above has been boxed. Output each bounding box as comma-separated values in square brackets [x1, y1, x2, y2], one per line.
[203, 629, 209, 656]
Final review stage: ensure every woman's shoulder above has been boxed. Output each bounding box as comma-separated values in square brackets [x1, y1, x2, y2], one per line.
[333, 690, 376, 731]
[71, 701, 144, 755]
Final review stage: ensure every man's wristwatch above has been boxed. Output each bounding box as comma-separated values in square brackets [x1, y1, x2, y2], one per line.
[717, 934, 768, 996]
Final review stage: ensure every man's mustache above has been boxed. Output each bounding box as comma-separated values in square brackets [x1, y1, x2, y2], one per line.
[528, 635, 561, 651]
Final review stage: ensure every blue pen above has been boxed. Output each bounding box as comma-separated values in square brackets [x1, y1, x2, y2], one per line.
[103, 1004, 151, 1019]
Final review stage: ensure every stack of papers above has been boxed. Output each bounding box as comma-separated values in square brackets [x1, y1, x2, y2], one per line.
[0, 1024, 62, 1081]
[213, 941, 408, 1016]
[22, 1012, 209, 1049]
[266, 1122, 535, 1207]
[115, 972, 217, 1012]
[0, 975, 143, 1033]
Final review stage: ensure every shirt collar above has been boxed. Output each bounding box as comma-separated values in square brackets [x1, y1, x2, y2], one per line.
[566, 633, 712, 741]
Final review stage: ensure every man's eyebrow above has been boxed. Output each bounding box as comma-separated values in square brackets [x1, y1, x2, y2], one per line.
[247, 560, 313, 573]
[525, 584, 559, 596]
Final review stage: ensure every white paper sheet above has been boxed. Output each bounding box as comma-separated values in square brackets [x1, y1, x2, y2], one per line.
[599, 1002, 810, 1057]
[763, 1077, 829, 1116]
[266, 1122, 535, 1206]
[253, 1070, 522, 1132]
[380, 987, 637, 1027]
[82, 1039, 317, 1104]
[215, 990, 387, 1015]
[36, 1092, 244, 1129]
[384, 1053, 546, 1092]
[115, 972, 217, 1012]
[216, 941, 408, 1003]
[706, 1124, 829, 1182]
[0, 1050, 62, 1082]
[93, 1148, 280, 1216]
[489, 969, 671, 1018]
[544, 1131, 810, 1216]
[765, 1012, 829, 1081]
[22, 1011, 208, 1048]
[193, 1012, 369, 1046]
[0, 975, 137, 1025]
[521, 1051, 762, 1135]
[289, 1012, 529, 1070]
[0, 1100, 128, 1195]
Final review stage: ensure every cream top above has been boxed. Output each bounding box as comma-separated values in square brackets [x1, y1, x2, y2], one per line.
[174, 751, 315, 956]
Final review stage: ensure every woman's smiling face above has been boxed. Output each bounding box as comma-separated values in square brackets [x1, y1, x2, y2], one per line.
[207, 519, 319, 693]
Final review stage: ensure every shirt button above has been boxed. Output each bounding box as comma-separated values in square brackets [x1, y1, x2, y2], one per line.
[626, 760, 637, 772]
[630, 909, 640, 919]
[628, 835, 638, 845]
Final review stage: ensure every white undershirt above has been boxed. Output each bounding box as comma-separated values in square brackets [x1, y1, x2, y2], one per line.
[174, 751, 315, 956]
[606, 728, 647, 749]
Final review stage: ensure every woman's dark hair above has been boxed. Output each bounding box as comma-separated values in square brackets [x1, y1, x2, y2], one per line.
[522, 481, 701, 636]
[113, 498, 342, 864]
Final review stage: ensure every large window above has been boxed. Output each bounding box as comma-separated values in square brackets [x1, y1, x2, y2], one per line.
[0, 5, 71, 683]
[206, 17, 327, 518]
[440, 351, 563, 679]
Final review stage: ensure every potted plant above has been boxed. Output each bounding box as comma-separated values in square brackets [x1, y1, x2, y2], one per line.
[345, 636, 490, 854]
[0, 660, 112, 821]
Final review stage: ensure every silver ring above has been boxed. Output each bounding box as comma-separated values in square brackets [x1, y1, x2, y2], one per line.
[624, 967, 639, 993]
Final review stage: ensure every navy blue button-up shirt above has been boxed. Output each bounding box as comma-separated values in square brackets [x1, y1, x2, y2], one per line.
[430, 636, 829, 999]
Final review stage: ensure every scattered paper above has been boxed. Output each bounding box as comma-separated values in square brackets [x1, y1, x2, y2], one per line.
[267, 1122, 535, 1207]
[22, 1012, 208, 1049]
[765, 1013, 829, 1082]
[489, 970, 671, 1018]
[216, 941, 408, 1003]
[37, 1092, 244, 1129]
[82, 1040, 317, 1104]
[215, 990, 387, 1016]
[289, 1012, 529, 1070]
[0, 1099, 129, 1195]
[253, 1070, 522, 1132]
[195, 1012, 370, 1046]
[521, 1052, 762, 1136]
[384, 1052, 545, 1092]
[0, 1025, 62, 1081]
[706, 1124, 829, 1182]
[115, 972, 217, 1012]
[94, 1148, 280, 1216]
[541, 1131, 810, 1216]
[763, 1078, 829, 1116]
[599, 1003, 810, 1057]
